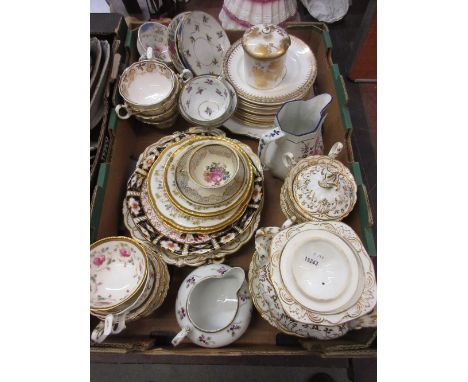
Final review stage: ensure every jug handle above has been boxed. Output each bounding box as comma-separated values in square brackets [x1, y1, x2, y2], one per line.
[258, 128, 285, 171]
[172, 327, 191, 346]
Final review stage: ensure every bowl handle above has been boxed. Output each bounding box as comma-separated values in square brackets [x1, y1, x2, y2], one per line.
[179, 69, 193, 83]
[172, 327, 191, 346]
[115, 104, 132, 120]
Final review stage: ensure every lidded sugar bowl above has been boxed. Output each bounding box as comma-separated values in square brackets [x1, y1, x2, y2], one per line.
[241, 24, 291, 89]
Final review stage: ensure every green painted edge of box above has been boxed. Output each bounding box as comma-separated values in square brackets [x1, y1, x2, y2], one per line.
[90, 163, 110, 243]
[351, 162, 376, 256]
[124, 28, 133, 51]
[108, 109, 118, 134]
[322, 30, 333, 50]
[331, 64, 353, 133]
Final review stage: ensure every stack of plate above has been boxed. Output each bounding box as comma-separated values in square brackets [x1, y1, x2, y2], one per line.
[222, 35, 318, 128]
[168, 11, 231, 76]
[90, 37, 111, 129]
[123, 127, 264, 267]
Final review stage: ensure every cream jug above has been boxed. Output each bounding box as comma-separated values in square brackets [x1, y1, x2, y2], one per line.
[258, 93, 332, 180]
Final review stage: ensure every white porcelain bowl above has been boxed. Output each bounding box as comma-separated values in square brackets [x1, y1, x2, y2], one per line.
[178, 75, 237, 127]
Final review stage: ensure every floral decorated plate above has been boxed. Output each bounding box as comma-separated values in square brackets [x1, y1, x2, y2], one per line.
[90, 236, 148, 312]
[124, 199, 262, 267]
[165, 138, 253, 217]
[223, 36, 316, 105]
[177, 11, 231, 75]
[146, 138, 249, 234]
[124, 132, 264, 257]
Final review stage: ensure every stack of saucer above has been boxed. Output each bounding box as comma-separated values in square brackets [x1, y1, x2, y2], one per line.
[115, 48, 192, 128]
[222, 35, 317, 128]
[123, 127, 264, 267]
[90, 236, 170, 343]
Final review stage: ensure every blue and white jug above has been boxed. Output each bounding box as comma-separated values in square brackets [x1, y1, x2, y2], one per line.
[258, 93, 332, 179]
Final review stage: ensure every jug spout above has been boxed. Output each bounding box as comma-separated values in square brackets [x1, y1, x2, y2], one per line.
[223, 267, 245, 293]
[276, 93, 333, 137]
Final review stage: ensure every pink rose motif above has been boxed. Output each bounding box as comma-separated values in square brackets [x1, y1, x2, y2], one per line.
[119, 248, 131, 257]
[93, 254, 105, 266]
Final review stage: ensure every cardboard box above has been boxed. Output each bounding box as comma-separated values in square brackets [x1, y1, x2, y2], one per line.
[90, 21, 376, 361]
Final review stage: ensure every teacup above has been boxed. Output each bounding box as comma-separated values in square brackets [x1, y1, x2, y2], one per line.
[90, 236, 153, 343]
[178, 75, 237, 127]
[187, 142, 240, 189]
[115, 48, 192, 120]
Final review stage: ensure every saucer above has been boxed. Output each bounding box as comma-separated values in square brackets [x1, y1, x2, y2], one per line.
[177, 11, 230, 75]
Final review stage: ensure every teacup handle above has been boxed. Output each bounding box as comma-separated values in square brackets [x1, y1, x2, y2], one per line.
[258, 128, 285, 171]
[91, 314, 128, 344]
[171, 327, 191, 346]
[179, 69, 193, 83]
[281, 217, 296, 230]
[115, 104, 132, 120]
[282, 152, 297, 169]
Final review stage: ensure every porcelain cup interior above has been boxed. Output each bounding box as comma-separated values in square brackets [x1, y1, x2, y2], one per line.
[187, 143, 240, 189]
[179, 76, 232, 122]
[119, 60, 175, 107]
[187, 267, 245, 332]
[280, 228, 363, 313]
[90, 237, 148, 312]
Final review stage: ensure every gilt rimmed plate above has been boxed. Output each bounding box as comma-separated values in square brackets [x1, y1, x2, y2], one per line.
[146, 137, 250, 234]
[124, 131, 264, 256]
[223, 36, 316, 105]
[172, 138, 252, 209]
[177, 11, 231, 75]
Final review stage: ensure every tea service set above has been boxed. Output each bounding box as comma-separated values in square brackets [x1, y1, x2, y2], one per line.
[91, 14, 377, 347]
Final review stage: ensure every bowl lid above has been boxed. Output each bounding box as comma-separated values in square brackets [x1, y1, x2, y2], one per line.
[242, 24, 291, 60]
[287, 143, 357, 222]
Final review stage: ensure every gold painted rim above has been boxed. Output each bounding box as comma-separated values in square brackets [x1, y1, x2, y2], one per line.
[147, 136, 255, 234]
[128, 78, 181, 114]
[119, 60, 177, 108]
[163, 137, 254, 217]
[90, 236, 149, 313]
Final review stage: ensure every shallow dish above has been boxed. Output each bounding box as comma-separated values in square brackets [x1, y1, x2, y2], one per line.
[177, 11, 231, 75]
[187, 142, 240, 189]
[90, 236, 148, 312]
[90, 37, 102, 95]
[179, 75, 237, 126]
[167, 11, 191, 73]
